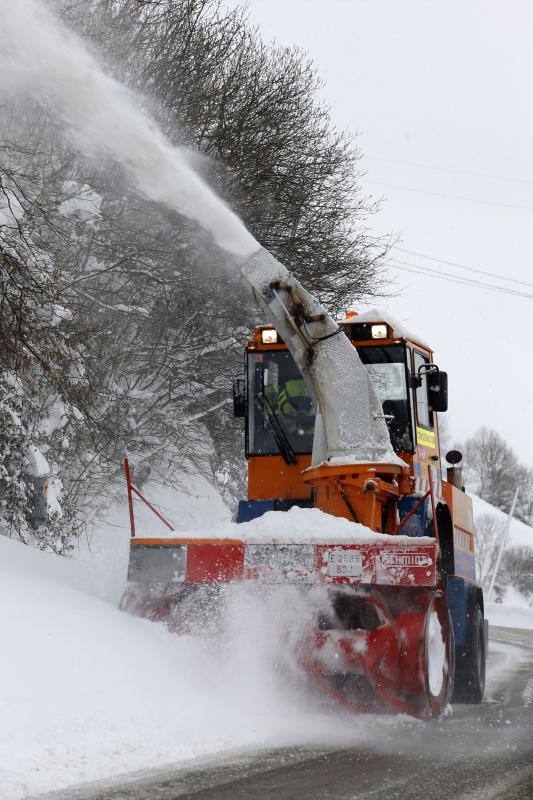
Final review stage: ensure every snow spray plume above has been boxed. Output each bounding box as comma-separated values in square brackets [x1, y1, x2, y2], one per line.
[0, 0, 259, 261]
[177, 582, 328, 709]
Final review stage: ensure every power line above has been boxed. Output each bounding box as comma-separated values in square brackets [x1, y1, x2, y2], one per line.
[393, 246, 533, 289]
[366, 179, 533, 213]
[389, 261, 529, 297]
[366, 156, 533, 187]
[388, 259, 533, 300]
[391, 258, 533, 298]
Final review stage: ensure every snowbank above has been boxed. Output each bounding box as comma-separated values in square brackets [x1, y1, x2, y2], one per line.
[73, 473, 232, 604]
[486, 587, 533, 631]
[487, 603, 533, 630]
[131, 473, 232, 534]
[0, 533, 386, 799]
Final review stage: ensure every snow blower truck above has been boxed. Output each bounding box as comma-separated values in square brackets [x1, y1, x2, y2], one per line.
[120, 248, 488, 718]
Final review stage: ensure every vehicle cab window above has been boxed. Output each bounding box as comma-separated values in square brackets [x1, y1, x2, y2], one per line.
[357, 345, 414, 452]
[413, 351, 433, 429]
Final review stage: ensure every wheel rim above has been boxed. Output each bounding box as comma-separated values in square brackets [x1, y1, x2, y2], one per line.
[423, 591, 453, 718]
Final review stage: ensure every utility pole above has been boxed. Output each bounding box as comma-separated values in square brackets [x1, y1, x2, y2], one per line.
[487, 486, 520, 603]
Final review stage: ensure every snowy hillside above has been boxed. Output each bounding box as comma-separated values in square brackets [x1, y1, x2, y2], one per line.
[74, 471, 232, 605]
[471, 495, 533, 630]
[472, 495, 533, 549]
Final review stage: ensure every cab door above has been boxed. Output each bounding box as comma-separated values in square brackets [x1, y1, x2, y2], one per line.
[411, 348, 441, 494]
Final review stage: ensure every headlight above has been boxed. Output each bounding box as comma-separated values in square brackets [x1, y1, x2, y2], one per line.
[261, 329, 278, 344]
[371, 324, 387, 339]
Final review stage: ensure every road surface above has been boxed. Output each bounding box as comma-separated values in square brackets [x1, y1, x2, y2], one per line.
[36, 626, 533, 800]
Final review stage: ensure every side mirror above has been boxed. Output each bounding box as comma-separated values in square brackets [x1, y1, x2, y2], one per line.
[232, 377, 246, 418]
[428, 370, 448, 413]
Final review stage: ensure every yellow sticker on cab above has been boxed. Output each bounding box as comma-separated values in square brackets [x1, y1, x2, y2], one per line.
[416, 426, 436, 449]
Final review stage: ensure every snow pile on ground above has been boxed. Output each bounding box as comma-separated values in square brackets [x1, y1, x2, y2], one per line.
[486, 586, 533, 631]
[131, 473, 232, 534]
[73, 473, 232, 604]
[0, 533, 385, 800]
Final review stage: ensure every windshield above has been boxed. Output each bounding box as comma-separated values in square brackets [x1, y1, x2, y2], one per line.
[246, 345, 412, 457]
[247, 351, 316, 456]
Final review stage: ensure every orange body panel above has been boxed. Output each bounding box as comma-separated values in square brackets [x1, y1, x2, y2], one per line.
[303, 462, 409, 532]
[442, 481, 474, 534]
[442, 480, 476, 583]
[248, 454, 313, 500]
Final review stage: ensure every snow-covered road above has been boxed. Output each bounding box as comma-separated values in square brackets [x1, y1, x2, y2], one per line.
[26, 627, 533, 800]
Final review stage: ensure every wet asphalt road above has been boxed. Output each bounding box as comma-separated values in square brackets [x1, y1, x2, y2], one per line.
[36, 626, 533, 800]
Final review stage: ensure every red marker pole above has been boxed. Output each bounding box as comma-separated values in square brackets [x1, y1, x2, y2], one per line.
[124, 457, 136, 539]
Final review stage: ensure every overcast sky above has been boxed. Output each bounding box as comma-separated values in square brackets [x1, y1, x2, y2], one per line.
[226, 0, 533, 463]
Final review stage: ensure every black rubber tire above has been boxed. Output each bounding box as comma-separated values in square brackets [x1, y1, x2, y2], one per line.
[453, 604, 486, 704]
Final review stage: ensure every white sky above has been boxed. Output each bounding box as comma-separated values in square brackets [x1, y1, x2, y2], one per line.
[226, 0, 533, 463]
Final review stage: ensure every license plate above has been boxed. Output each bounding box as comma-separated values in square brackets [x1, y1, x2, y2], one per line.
[326, 548, 363, 578]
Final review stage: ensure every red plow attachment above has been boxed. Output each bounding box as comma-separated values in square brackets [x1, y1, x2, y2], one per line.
[121, 536, 453, 719]
[300, 588, 453, 719]
[125, 537, 437, 586]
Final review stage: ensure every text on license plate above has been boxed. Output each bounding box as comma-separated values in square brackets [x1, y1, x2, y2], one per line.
[326, 548, 363, 577]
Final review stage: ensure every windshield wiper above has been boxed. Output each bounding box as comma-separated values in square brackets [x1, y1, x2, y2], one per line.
[254, 392, 297, 466]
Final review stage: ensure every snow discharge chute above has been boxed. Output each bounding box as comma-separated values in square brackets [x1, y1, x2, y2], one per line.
[241, 248, 400, 467]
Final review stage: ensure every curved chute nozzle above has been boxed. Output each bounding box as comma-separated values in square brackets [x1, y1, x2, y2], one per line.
[241, 248, 402, 467]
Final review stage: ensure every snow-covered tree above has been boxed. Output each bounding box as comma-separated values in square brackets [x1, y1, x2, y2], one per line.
[0, 151, 87, 551]
[499, 546, 533, 599]
[461, 427, 532, 527]
[473, 513, 505, 591]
